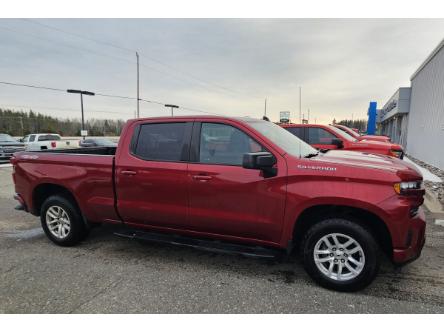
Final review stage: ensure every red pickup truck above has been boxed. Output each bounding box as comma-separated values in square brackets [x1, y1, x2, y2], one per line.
[281, 123, 404, 158]
[11, 116, 425, 291]
[333, 124, 391, 143]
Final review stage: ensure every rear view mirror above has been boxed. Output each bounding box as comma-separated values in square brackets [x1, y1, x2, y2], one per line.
[331, 138, 343, 148]
[243, 152, 277, 177]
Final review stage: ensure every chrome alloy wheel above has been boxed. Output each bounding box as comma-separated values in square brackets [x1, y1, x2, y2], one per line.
[45, 205, 71, 239]
[313, 233, 365, 281]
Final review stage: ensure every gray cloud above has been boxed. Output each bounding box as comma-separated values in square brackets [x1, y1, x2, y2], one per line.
[1, 18, 444, 123]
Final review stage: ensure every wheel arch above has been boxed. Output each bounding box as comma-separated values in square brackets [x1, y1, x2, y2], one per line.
[291, 204, 393, 257]
[32, 183, 81, 217]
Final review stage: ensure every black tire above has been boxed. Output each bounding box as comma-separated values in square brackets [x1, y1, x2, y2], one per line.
[40, 195, 88, 246]
[302, 218, 380, 292]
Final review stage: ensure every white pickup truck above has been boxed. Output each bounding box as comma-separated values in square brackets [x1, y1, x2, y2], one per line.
[23, 133, 79, 151]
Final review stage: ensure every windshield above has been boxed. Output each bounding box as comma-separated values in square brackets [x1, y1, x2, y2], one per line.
[246, 120, 318, 158]
[336, 125, 359, 139]
[94, 138, 115, 145]
[329, 126, 358, 142]
[0, 134, 16, 142]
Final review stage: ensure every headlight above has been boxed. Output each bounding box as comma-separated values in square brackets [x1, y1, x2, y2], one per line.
[394, 181, 423, 194]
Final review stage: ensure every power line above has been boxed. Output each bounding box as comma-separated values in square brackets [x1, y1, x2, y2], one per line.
[0, 80, 225, 117]
[21, 18, 253, 98]
[0, 81, 65, 92]
[0, 104, 133, 116]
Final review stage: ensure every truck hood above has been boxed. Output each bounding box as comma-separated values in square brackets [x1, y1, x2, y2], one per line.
[353, 139, 402, 151]
[360, 135, 390, 142]
[312, 150, 421, 178]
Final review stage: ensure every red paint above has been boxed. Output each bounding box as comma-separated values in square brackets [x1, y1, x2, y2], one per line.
[333, 124, 391, 143]
[281, 123, 403, 157]
[11, 116, 425, 264]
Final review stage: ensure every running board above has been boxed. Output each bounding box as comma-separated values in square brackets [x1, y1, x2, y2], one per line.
[114, 229, 281, 259]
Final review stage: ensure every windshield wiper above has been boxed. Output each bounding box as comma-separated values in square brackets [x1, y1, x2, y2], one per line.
[304, 152, 319, 158]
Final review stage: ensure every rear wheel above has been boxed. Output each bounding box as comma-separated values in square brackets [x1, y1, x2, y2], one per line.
[302, 218, 380, 292]
[40, 195, 88, 246]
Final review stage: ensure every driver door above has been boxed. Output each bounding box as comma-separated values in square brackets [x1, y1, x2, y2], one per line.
[187, 121, 287, 243]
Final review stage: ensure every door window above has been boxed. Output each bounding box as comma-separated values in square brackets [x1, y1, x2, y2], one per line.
[29, 135, 36, 142]
[307, 128, 336, 145]
[285, 127, 304, 140]
[199, 123, 265, 166]
[133, 122, 188, 162]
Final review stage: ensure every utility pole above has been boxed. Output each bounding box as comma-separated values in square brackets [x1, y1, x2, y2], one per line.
[299, 86, 302, 124]
[264, 98, 267, 117]
[67, 89, 95, 139]
[307, 108, 310, 124]
[165, 104, 179, 116]
[136, 52, 140, 118]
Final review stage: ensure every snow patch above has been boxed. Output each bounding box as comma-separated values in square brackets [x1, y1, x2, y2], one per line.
[403, 157, 443, 183]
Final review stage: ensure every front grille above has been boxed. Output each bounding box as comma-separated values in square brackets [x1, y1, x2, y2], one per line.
[409, 206, 419, 217]
[1, 147, 25, 153]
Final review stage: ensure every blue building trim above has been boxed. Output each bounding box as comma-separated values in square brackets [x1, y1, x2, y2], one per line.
[367, 101, 377, 135]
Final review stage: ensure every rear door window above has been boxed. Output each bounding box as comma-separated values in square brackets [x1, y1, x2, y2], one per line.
[133, 122, 189, 162]
[307, 128, 337, 145]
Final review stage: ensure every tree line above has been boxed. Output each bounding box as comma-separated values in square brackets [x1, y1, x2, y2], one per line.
[334, 118, 368, 132]
[0, 108, 125, 136]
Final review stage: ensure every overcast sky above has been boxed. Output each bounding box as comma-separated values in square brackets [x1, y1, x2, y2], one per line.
[1, 18, 444, 124]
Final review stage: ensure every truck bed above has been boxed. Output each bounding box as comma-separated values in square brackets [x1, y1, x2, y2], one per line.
[12, 148, 118, 223]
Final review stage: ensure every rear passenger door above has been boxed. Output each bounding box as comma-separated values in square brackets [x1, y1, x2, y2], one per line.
[307, 127, 338, 150]
[115, 121, 193, 229]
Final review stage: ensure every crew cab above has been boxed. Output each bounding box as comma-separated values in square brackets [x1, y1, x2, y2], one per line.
[23, 133, 79, 151]
[11, 116, 425, 291]
[281, 123, 404, 158]
[333, 124, 391, 143]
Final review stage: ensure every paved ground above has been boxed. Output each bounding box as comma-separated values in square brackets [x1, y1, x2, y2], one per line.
[0, 165, 444, 313]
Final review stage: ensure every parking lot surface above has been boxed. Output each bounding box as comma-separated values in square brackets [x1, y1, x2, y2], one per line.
[0, 165, 443, 313]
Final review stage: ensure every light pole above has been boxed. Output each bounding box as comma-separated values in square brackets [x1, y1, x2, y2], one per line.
[164, 104, 179, 116]
[67, 89, 95, 138]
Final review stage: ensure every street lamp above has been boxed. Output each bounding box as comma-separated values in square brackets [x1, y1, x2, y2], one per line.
[164, 104, 179, 116]
[67, 89, 95, 138]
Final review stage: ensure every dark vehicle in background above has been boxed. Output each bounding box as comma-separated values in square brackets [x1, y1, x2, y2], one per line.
[333, 124, 391, 143]
[79, 138, 118, 148]
[0, 134, 25, 162]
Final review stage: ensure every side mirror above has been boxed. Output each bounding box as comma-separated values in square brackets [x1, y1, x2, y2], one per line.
[19, 138, 24, 142]
[331, 138, 343, 149]
[243, 152, 277, 177]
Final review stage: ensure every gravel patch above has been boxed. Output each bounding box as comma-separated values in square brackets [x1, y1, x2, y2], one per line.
[406, 155, 444, 205]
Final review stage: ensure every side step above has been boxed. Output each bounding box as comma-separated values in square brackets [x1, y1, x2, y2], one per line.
[114, 229, 281, 259]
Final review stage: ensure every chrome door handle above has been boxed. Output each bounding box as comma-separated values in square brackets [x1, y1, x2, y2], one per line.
[121, 170, 137, 176]
[192, 175, 212, 181]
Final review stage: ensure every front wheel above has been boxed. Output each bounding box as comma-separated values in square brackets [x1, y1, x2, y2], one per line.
[302, 218, 380, 292]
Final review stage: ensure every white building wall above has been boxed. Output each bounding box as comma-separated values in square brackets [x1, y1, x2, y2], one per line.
[406, 43, 444, 170]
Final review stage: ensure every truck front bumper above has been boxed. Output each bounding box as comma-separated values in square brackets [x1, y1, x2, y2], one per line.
[392, 207, 426, 265]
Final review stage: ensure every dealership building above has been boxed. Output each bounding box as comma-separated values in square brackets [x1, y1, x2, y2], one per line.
[376, 38, 444, 170]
